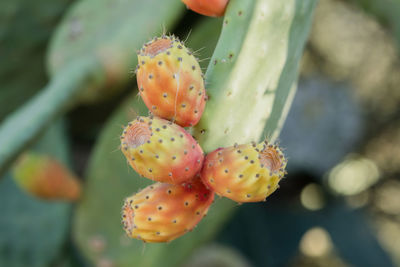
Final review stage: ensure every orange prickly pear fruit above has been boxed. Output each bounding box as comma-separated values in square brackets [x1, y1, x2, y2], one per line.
[12, 153, 81, 201]
[122, 178, 214, 243]
[181, 0, 229, 17]
[120, 116, 204, 184]
[136, 35, 206, 127]
[200, 140, 287, 203]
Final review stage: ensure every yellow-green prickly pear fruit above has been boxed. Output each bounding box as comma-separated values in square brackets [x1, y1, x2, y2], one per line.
[201, 140, 287, 203]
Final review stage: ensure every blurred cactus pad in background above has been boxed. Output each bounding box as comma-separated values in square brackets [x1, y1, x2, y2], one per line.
[1, 0, 400, 266]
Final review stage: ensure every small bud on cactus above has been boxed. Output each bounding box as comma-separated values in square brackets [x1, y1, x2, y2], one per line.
[201, 140, 287, 202]
[122, 178, 214, 243]
[136, 35, 206, 127]
[12, 153, 81, 201]
[181, 0, 229, 17]
[120, 116, 204, 184]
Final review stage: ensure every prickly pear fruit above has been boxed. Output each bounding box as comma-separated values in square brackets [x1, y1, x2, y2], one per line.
[201, 140, 287, 203]
[122, 178, 214, 243]
[181, 0, 229, 17]
[136, 35, 206, 127]
[12, 153, 81, 201]
[120, 116, 204, 184]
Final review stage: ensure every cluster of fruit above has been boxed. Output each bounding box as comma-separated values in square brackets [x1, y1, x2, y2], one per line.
[121, 35, 287, 243]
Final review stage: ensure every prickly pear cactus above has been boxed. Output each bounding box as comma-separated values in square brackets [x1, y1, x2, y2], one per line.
[122, 179, 214, 243]
[73, 0, 316, 266]
[136, 36, 206, 127]
[201, 141, 287, 203]
[0, 121, 72, 267]
[120, 116, 204, 184]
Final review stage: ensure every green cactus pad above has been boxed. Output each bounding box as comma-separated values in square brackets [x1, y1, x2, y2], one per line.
[193, 0, 317, 151]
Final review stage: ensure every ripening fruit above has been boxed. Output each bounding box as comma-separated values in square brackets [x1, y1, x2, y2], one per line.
[12, 153, 81, 201]
[201, 140, 287, 203]
[136, 35, 206, 127]
[181, 0, 229, 17]
[122, 178, 214, 243]
[120, 116, 204, 184]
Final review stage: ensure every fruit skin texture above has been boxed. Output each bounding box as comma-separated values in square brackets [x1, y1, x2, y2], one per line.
[120, 116, 204, 184]
[12, 153, 81, 201]
[136, 35, 206, 127]
[201, 141, 287, 203]
[182, 0, 228, 17]
[122, 178, 214, 243]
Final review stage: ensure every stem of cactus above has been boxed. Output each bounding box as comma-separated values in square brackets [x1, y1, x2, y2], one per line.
[0, 58, 98, 176]
[194, 0, 317, 152]
[190, 0, 317, 245]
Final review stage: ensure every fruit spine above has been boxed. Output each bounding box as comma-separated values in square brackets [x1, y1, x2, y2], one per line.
[201, 140, 287, 202]
[136, 35, 206, 127]
[122, 179, 214, 243]
[120, 116, 204, 184]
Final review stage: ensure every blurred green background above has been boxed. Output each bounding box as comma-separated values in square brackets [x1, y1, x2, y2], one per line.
[1, 0, 400, 266]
